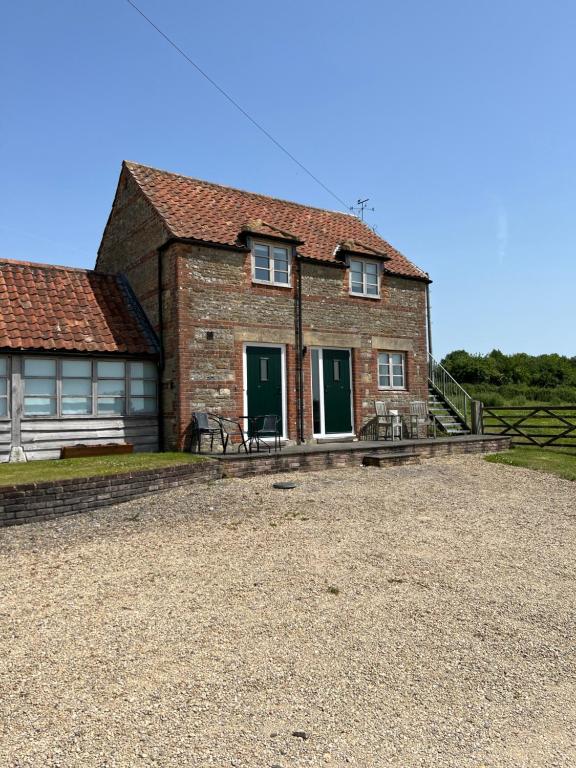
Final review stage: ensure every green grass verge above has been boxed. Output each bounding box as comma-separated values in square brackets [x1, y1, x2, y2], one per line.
[485, 447, 576, 481]
[0, 452, 207, 487]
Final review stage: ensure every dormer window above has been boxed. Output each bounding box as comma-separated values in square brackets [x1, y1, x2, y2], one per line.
[349, 258, 379, 297]
[252, 242, 291, 287]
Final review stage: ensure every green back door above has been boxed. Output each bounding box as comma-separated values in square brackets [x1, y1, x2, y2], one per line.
[322, 349, 352, 434]
[246, 346, 283, 436]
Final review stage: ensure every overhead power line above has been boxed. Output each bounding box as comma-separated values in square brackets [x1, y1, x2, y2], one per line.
[124, 0, 351, 211]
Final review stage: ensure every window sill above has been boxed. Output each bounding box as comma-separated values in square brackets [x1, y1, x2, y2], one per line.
[252, 279, 292, 289]
[20, 413, 158, 420]
[349, 291, 380, 300]
[377, 387, 407, 391]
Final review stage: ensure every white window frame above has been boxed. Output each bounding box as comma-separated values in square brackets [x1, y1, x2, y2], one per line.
[378, 351, 406, 390]
[349, 258, 380, 298]
[251, 240, 292, 288]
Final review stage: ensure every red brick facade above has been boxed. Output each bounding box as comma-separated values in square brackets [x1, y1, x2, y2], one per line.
[97, 164, 431, 450]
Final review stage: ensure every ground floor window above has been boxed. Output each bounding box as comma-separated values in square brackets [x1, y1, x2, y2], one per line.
[21, 357, 157, 418]
[378, 352, 406, 389]
[62, 359, 92, 415]
[23, 359, 57, 416]
[0, 358, 9, 417]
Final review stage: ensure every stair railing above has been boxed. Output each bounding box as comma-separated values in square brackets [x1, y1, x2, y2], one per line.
[428, 354, 472, 428]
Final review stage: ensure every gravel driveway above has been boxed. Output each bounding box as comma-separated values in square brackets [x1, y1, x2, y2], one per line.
[1, 455, 575, 768]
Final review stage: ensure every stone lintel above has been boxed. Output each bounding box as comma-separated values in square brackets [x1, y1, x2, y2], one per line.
[371, 336, 415, 352]
[234, 328, 295, 345]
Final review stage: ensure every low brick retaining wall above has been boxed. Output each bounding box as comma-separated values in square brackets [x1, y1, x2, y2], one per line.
[0, 436, 511, 528]
[0, 461, 221, 528]
[217, 436, 511, 478]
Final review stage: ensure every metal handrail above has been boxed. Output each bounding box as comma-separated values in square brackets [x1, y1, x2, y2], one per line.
[428, 354, 472, 427]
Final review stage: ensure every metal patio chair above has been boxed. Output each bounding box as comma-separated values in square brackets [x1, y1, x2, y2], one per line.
[218, 415, 250, 454]
[191, 412, 226, 453]
[409, 400, 436, 439]
[251, 414, 282, 453]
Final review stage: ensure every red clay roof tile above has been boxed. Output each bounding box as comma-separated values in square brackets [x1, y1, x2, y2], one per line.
[0, 259, 158, 355]
[124, 162, 429, 281]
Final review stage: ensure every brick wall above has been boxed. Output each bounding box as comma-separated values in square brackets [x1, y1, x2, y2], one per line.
[170, 242, 429, 448]
[0, 461, 221, 527]
[96, 169, 180, 447]
[217, 436, 511, 478]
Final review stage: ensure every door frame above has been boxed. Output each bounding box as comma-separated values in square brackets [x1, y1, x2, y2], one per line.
[310, 347, 355, 439]
[242, 343, 287, 439]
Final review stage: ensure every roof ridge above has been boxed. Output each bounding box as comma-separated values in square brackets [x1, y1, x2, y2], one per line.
[124, 160, 359, 220]
[0, 257, 117, 278]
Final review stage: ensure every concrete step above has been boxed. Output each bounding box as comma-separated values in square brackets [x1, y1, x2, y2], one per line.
[363, 452, 421, 468]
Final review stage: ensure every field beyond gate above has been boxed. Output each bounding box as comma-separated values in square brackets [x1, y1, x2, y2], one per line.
[483, 405, 576, 447]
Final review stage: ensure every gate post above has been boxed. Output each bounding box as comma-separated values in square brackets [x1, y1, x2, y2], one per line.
[471, 400, 484, 435]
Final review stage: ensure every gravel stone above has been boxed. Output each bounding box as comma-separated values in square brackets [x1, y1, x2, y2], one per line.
[1, 455, 575, 767]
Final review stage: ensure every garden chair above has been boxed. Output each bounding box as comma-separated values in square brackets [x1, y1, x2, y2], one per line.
[251, 414, 282, 453]
[374, 400, 405, 440]
[191, 412, 227, 453]
[409, 401, 436, 439]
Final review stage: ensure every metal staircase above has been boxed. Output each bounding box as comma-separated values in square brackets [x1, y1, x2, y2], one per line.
[428, 354, 472, 436]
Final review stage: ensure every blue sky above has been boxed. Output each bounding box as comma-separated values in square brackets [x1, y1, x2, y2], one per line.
[1, 1, 574, 358]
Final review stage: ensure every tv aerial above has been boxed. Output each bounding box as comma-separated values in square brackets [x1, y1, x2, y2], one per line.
[350, 198, 375, 221]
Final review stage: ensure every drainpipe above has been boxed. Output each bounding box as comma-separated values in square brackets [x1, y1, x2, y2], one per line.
[295, 252, 305, 444]
[157, 248, 165, 452]
[425, 282, 433, 358]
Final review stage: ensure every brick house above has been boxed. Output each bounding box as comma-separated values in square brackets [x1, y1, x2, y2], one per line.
[97, 161, 432, 450]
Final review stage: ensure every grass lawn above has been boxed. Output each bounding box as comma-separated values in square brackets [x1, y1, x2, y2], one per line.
[485, 446, 576, 481]
[0, 452, 207, 487]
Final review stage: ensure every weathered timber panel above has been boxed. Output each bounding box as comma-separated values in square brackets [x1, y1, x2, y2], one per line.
[0, 422, 11, 462]
[20, 417, 159, 460]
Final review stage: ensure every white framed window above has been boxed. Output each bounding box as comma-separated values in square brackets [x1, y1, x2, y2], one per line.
[349, 258, 379, 297]
[23, 358, 57, 416]
[0, 357, 9, 418]
[252, 242, 291, 287]
[378, 352, 406, 389]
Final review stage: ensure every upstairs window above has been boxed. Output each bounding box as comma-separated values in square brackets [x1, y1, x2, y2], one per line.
[252, 242, 291, 287]
[349, 258, 379, 297]
[0, 358, 8, 417]
[378, 352, 406, 389]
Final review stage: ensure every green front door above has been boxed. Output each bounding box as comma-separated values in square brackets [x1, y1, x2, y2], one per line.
[322, 349, 352, 434]
[246, 346, 283, 436]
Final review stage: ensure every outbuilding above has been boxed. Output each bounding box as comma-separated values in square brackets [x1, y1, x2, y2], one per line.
[0, 258, 159, 461]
